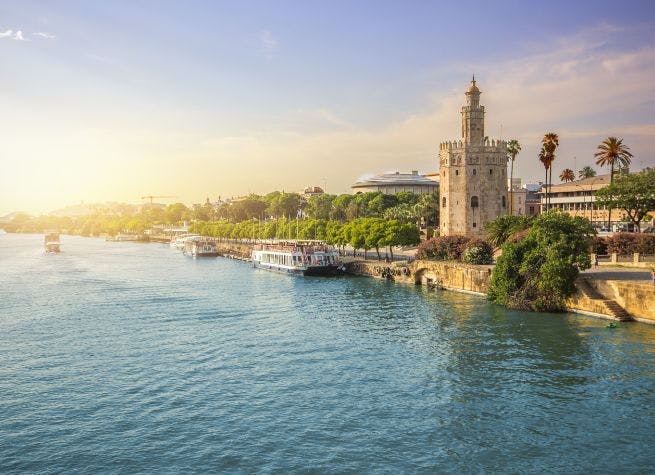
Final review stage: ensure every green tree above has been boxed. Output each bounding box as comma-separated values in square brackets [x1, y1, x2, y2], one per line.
[506, 139, 521, 215]
[485, 214, 533, 248]
[488, 211, 594, 312]
[578, 166, 597, 179]
[305, 194, 335, 220]
[595, 169, 655, 232]
[595, 136, 633, 230]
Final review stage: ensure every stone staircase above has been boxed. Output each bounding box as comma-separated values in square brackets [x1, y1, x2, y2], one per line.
[575, 278, 634, 322]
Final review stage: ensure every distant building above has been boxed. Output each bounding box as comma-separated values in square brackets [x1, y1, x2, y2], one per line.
[351, 170, 438, 195]
[303, 186, 325, 198]
[525, 190, 541, 217]
[538, 174, 623, 228]
[439, 78, 508, 237]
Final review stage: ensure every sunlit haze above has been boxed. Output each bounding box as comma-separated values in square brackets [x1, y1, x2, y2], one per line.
[1, 0, 654, 215]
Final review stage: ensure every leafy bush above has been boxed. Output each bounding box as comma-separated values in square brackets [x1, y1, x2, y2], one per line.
[590, 236, 608, 255]
[606, 233, 641, 255]
[488, 211, 594, 312]
[416, 235, 469, 261]
[637, 234, 655, 254]
[462, 239, 493, 264]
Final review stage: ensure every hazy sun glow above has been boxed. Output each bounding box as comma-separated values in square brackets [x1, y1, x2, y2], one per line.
[1, 1, 654, 215]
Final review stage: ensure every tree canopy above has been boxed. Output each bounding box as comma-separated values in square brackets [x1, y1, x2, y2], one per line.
[488, 211, 594, 312]
[595, 169, 655, 231]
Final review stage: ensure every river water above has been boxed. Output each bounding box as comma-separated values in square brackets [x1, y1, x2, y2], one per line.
[1, 233, 654, 473]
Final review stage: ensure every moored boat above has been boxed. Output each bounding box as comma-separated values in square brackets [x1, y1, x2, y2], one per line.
[44, 232, 61, 253]
[183, 237, 218, 257]
[171, 234, 200, 250]
[251, 240, 342, 276]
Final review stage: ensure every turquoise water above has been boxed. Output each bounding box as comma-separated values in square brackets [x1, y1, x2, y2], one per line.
[1, 233, 654, 473]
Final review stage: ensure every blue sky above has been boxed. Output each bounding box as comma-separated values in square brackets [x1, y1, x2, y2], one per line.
[1, 0, 654, 214]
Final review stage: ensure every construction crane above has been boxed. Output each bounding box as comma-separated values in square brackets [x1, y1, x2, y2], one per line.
[140, 195, 177, 205]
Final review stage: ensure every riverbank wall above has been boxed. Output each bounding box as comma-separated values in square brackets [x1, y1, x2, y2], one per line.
[204, 241, 655, 324]
[345, 259, 492, 295]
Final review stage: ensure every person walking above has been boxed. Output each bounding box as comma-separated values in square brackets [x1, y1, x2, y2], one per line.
[594, 255, 599, 268]
[651, 269, 655, 286]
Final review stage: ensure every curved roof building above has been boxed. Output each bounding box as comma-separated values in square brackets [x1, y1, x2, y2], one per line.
[351, 170, 438, 195]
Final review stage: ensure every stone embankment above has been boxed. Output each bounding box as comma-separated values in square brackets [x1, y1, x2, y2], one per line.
[344, 259, 493, 295]
[205, 241, 655, 324]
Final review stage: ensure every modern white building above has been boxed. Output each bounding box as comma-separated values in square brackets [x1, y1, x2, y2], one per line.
[351, 171, 438, 195]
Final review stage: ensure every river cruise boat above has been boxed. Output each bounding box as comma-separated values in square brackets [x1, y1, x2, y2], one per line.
[251, 241, 342, 276]
[44, 232, 61, 253]
[183, 237, 218, 257]
[171, 234, 200, 250]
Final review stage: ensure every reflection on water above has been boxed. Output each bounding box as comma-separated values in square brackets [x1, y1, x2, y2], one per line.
[1, 233, 654, 472]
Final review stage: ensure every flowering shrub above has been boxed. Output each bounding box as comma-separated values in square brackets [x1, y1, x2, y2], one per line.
[416, 235, 470, 261]
[462, 239, 494, 265]
[590, 236, 608, 255]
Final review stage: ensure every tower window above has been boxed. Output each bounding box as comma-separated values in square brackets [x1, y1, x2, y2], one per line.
[473, 222, 477, 228]
[489, 169, 493, 175]
[471, 196, 479, 208]
[455, 170, 459, 176]
[502, 196, 506, 208]
[442, 197, 446, 208]
[473, 169, 477, 175]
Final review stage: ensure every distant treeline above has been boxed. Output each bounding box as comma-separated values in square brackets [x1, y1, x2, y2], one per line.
[191, 217, 420, 259]
[1, 191, 438, 239]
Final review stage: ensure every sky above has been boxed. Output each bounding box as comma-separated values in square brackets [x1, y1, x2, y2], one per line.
[1, 0, 654, 215]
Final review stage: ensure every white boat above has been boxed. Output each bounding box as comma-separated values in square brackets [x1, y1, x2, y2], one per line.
[183, 237, 218, 257]
[251, 241, 342, 276]
[44, 232, 61, 253]
[171, 234, 199, 250]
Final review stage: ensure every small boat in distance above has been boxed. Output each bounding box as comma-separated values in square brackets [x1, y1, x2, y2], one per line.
[44, 232, 61, 253]
[183, 237, 218, 257]
[252, 240, 342, 276]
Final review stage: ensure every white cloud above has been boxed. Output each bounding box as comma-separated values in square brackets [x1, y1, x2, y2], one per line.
[0, 29, 13, 38]
[259, 30, 278, 59]
[13, 30, 28, 41]
[33, 31, 55, 39]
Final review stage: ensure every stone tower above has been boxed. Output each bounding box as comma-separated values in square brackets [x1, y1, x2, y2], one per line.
[439, 77, 508, 237]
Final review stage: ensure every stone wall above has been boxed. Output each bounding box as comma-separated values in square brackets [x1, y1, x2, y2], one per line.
[345, 259, 493, 295]
[584, 279, 655, 323]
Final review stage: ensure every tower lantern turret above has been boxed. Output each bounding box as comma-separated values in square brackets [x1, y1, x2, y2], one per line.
[461, 75, 485, 144]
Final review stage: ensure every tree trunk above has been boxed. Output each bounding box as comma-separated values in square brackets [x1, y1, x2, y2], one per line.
[608, 162, 614, 231]
[375, 246, 380, 260]
[509, 158, 514, 215]
[389, 246, 394, 260]
[549, 166, 553, 210]
[544, 168, 548, 212]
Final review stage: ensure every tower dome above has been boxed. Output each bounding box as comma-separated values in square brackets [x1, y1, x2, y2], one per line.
[466, 76, 480, 94]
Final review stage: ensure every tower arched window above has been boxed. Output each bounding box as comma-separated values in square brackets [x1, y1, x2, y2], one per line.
[473, 169, 477, 175]
[455, 170, 459, 176]
[471, 196, 479, 208]
[502, 196, 507, 208]
[442, 197, 447, 208]
[489, 169, 493, 175]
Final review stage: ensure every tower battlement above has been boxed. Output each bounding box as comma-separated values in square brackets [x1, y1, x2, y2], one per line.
[439, 139, 507, 151]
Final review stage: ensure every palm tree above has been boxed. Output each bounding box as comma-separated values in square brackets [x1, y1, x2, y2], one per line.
[578, 165, 597, 179]
[595, 136, 633, 230]
[559, 168, 575, 183]
[506, 139, 521, 215]
[543, 133, 559, 209]
[538, 148, 549, 211]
